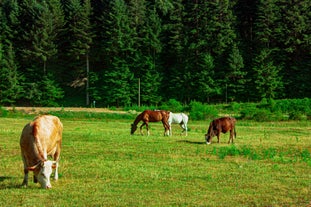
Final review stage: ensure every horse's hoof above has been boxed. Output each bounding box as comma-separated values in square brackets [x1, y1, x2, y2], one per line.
[206, 142, 211, 145]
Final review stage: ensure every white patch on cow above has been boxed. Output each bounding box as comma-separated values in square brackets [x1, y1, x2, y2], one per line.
[37, 161, 55, 189]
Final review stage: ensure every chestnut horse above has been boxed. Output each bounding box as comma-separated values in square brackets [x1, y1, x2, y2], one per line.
[131, 110, 170, 136]
[205, 117, 236, 144]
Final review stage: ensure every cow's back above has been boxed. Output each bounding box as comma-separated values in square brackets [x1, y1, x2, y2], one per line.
[20, 115, 63, 163]
[33, 115, 63, 154]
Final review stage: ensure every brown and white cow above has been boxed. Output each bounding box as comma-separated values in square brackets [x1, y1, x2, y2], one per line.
[205, 117, 236, 144]
[20, 115, 63, 189]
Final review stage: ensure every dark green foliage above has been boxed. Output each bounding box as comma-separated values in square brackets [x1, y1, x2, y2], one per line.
[0, 0, 310, 106]
[23, 74, 64, 106]
[0, 0, 24, 105]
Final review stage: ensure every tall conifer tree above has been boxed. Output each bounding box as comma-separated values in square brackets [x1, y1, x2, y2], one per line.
[0, 0, 24, 104]
[102, 0, 133, 106]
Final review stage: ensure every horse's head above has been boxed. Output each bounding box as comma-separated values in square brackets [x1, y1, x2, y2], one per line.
[130, 123, 137, 135]
[205, 125, 216, 144]
[205, 133, 212, 144]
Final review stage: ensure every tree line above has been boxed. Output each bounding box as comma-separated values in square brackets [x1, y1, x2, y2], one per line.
[0, 0, 310, 107]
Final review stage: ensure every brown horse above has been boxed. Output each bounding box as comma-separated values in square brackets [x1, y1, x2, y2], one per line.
[205, 117, 237, 144]
[131, 110, 170, 136]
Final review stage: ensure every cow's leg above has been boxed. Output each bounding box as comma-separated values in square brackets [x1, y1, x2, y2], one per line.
[21, 155, 29, 187]
[53, 146, 61, 180]
[22, 168, 29, 187]
[54, 162, 59, 180]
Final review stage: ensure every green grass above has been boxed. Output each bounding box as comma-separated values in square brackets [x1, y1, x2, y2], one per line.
[0, 116, 310, 206]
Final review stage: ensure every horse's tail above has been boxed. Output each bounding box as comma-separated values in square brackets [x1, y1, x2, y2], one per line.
[232, 117, 237, 138]
[234, 126, 237, 138]
[168, 112, 173, 125]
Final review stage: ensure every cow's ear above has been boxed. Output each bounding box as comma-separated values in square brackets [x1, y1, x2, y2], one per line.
[27, 162, 42, 171]
[27, 166, 36, 171]
[52, 161, 57, 169]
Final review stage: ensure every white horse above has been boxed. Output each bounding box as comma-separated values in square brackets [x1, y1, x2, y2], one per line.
[168, 112, 188, 136]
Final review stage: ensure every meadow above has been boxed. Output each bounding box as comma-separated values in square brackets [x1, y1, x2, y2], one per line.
[0, 112, 310, 206]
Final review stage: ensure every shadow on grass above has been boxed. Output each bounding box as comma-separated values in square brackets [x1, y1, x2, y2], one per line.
[177, 140, 206, 145]
[0, 176, 21, 189]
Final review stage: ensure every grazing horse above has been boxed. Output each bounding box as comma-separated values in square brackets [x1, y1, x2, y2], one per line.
[168, 112, 188, 136]
[131, 110, 170, 136]
[205, 117, 236, 144]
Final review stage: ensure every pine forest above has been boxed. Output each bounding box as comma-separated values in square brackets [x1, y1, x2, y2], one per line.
[0, 0, 310, 107]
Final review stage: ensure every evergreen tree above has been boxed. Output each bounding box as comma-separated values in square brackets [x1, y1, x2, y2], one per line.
[226, 43, 247, 101]
[279, 0, 311, 98]
[139, 5, 163, 105]
[62, 0, 93, 105]
[161, 0, 187, 102]
[19, 0, 63, 74]
[252, 49, 283, 99]
[128, 1, 163, 105]
[0, 0, 24, 105]
[252, 0, 284, 100]
[180, 0, 237, 102]
[102, 0, 133, 106]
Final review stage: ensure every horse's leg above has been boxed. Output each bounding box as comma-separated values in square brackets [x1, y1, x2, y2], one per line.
[184, 123, 188, 136]
[140, 123, 146, 135]
[181, 123, 188, 136]
[162, 121, 169, 136]
[217, 131, 220, 143]
[179, 123, 184, 135]
[146, 122, 150, 136]
[229, 129, 234, 144]
[168, 121, 172, 136]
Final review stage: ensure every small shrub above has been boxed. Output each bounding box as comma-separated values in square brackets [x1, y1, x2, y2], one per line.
[253, 109, 273, 122]
[240, 105, 257, 120]
[189, 101, 218, 120]
[0, 107, 8, 117]
[289, 111, 305, 120]
[230, 102, 240, 114]
[160, 99, 184, 112]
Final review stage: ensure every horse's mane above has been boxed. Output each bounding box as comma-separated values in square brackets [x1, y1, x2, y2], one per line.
[133, 112, 144, 126]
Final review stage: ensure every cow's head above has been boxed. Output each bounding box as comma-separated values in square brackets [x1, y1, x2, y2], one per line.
[28, 160, 56, 189]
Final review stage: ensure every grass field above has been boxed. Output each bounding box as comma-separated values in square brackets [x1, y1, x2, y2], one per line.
[0, 114, 310, 206]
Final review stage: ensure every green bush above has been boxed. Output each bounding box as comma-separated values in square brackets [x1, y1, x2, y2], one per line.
[289, 111, 305, 121]
[240, 105, 257, 120]
[0, 107, 8, 117]
[160, 99, 184, 112]
[229, 102, 241, 114]
[189, 101, 218, 120]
